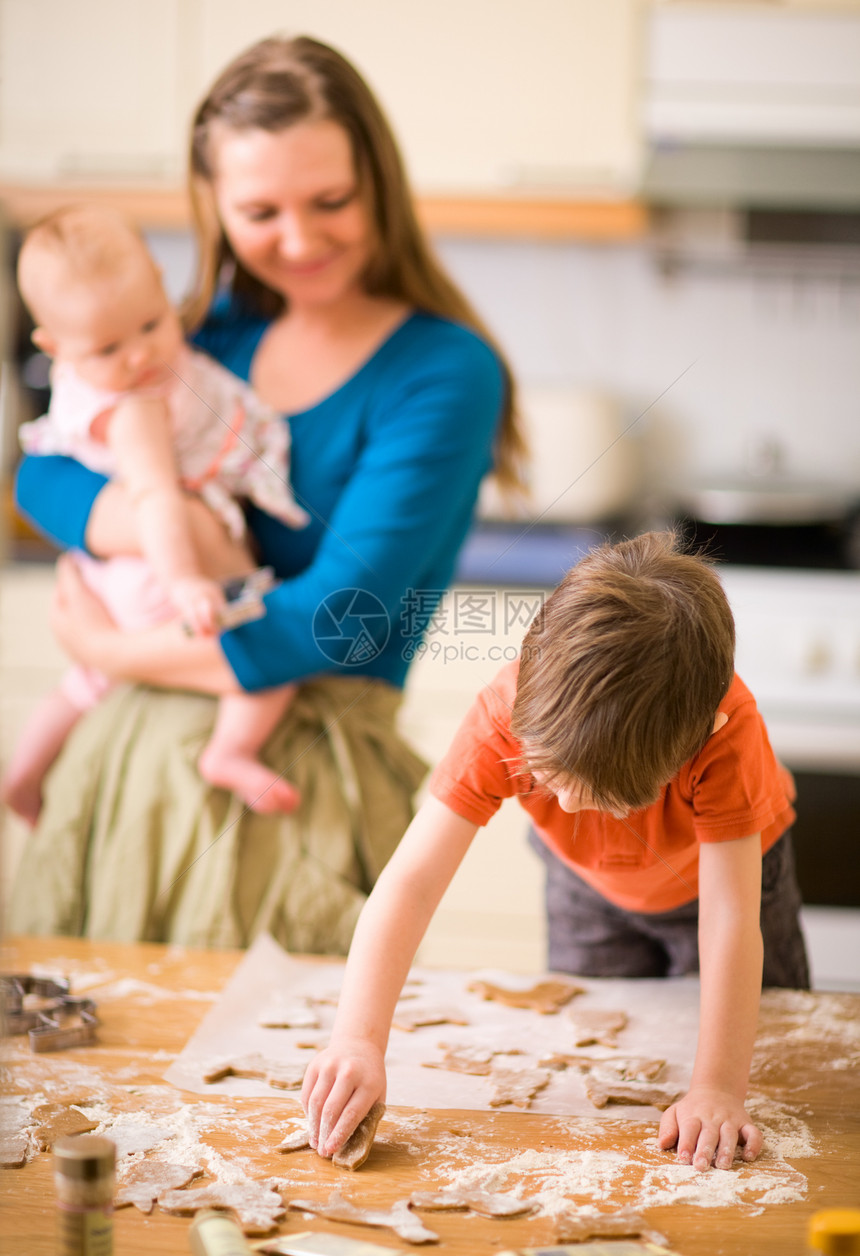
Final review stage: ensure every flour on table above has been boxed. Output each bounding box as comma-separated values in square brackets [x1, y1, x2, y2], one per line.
[431, 1110, 813, 1218]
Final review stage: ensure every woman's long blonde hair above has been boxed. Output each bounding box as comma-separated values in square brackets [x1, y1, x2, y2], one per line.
[185, 34, 527, 498]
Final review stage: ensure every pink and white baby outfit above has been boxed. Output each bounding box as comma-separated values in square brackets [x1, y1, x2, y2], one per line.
[20, 345, 307, 709]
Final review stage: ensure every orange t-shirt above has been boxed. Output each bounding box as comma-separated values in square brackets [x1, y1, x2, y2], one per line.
[429, 660, 795, 913]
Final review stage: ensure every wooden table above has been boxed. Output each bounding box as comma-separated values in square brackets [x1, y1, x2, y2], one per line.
[2, 936, 858, 1256]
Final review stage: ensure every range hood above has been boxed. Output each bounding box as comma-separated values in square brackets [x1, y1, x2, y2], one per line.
[641, 4, 860, 210]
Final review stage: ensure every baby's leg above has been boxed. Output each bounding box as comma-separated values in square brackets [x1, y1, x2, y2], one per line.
[198, 685, 301, 814]
[0, 689, 83, 827]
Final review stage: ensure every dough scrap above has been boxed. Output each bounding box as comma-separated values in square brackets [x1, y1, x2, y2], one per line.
[488, 1066, 551, 1109]
[409, 1188, 536, 1218]
[566, 1008, 628, 1047]
[158, 1180, 285, 1234]
[202, 1053, 304, 1091]
[582, 1073, 680, 1111]
[0, 1131, 29, 1168]
[115, 1162, 202, 1213]
[332, 1100, 385, 1170]
[540, 1053, 665, 1081]
[468, 978, 584, 1014]
[258, 994, 320, 1029]
[554, 1207, 668, 1246]
[276, 1125, 311, 1153]
[288, 1191, 439, 1244]
[30, 1103, 98, 1151]
[391, 1004, 468, 1032]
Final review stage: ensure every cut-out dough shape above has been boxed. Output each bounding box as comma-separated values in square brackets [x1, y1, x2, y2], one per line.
[582, 1073, 680, 1111]
[468, 978, 584, 1014]
[391, 1004, 468, 1032]
[409, 1188, 536, 1218]
[421, 1042, 517, 1076]
[115, 1162, 202, 1213]
[332, 1100, 385, 1170]
[158, 1180, 286, 1234]
[540, 1053, 665, 1081]
[258, 994, 320, 1029]
[554, 1207, 669, 1247]
[30, 1103, 98, 1151]
[488, 1066, 551, 1109]
[566, 1008, 628, 1047]
[202, 1053, 304, 1091]
[288, 1192, 439, 1244]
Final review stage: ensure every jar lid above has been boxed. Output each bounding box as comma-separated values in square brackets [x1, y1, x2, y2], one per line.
[808, 1209, 860, 1255]
[53, 1135, 116, 1180]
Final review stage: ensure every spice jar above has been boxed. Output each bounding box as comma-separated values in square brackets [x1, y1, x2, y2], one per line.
[53, 1134, 115, 1256]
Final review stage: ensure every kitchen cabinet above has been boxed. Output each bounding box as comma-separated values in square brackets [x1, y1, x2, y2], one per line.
[0, 0, 643, 197]
[0, 0, 195, 182]
[196, 0, 644, 196]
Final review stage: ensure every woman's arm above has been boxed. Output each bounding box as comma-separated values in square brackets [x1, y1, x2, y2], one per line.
[219, 327, 505, 691]
[42, 321, 504, 695]
[15, 451, 251, 575]
[51, 556, 241, 694]
[301, 796, 478, 1157]
[658, 833, 764, 1171]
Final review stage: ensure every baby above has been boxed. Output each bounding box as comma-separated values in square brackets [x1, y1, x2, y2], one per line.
[2, 205, 309, 826]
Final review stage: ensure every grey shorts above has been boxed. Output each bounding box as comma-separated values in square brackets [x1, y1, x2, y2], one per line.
[528, 829, 810, 989]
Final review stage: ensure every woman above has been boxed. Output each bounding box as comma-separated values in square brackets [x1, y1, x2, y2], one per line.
[10, 36, 526, 950]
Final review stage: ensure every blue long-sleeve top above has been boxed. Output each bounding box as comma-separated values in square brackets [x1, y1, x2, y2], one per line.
[15, 299, 505, 692]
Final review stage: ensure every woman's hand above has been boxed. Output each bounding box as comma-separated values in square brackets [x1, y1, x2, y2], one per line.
[50, 554, 120, 671]
[658, 1086, 762, 1170]
[301, 1037, 386, 1159]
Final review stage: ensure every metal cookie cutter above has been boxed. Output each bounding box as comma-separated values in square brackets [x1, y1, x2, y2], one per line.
[0, 974, 70, 1033]
[28, 997, 99, 1053]
[0, 974, 98, 1051]
[219, 566, 277, 630]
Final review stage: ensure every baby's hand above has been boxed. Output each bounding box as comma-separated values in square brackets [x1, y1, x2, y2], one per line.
[170, 576, 226, 637]
[658, 1086, 763, 1171]
[301, 1038, 386, 1159]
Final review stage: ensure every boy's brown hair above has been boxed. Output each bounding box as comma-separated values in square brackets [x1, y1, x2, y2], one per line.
[511, 530, 735, 812]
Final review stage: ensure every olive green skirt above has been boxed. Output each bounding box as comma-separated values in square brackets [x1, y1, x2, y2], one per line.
[8, 676, 427, 953]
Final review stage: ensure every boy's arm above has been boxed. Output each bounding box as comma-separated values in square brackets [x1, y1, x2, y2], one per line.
[107, 395, 224, 633]
[302, 795, 478, 1157]
[658, 832, 764, 1170]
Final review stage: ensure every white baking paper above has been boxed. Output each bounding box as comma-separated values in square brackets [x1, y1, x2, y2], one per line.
[164, 933, 700, 1117]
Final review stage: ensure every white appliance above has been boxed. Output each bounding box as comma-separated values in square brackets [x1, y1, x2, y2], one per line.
[642, 3, 860, 207]
[721, 566, 860, 773]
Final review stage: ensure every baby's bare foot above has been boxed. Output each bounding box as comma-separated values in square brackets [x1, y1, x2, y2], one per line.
[198, 746, 301, 814]
[0, 770, 43, 828]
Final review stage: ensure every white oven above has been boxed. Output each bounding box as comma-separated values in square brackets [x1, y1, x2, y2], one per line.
[719, 565, 860, 909]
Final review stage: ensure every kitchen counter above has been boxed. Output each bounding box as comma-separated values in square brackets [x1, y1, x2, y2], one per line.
[0, 182, 649, 240]
[2, 935, 858, 1256]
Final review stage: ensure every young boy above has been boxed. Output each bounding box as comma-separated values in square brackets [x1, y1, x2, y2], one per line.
[301, 531, 809, 1172]
[1, 205, 308, 825]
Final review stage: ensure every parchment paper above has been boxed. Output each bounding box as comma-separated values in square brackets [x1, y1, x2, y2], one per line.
[164, 933, 700, 1117]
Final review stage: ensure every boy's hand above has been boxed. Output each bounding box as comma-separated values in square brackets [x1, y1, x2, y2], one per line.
[301, 1038, 386, 1159]
[170, 575, 226, 636]
[658, 1087, 762, 1171]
